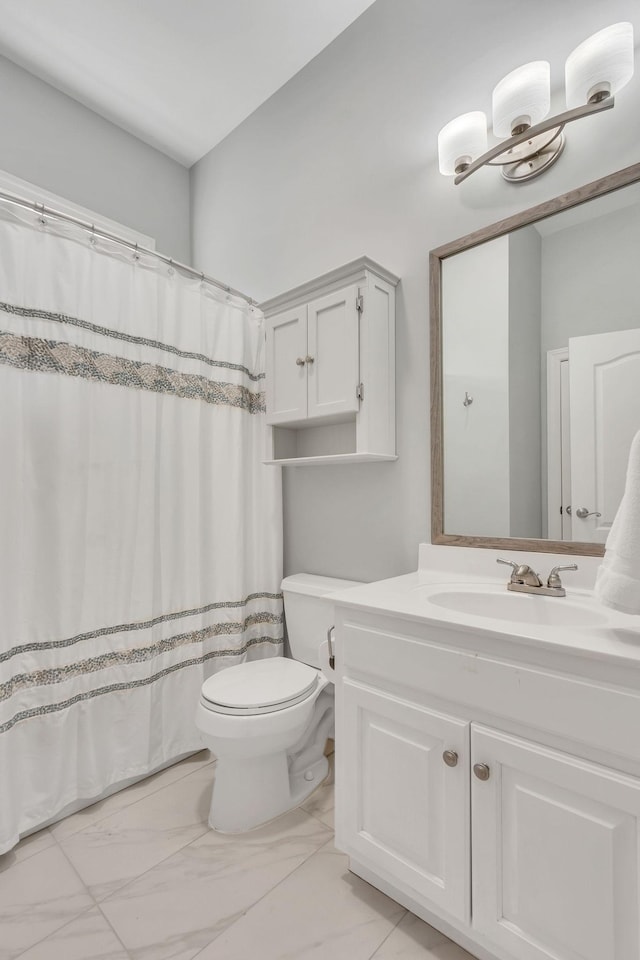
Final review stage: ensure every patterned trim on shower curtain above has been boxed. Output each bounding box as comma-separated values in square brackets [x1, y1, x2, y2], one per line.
[0, 301, 265, 380]
[1, 614, 283, 703]
[0, 330, 265, 413]
[1, 593, 285, 734]
[0, 592, 283, 664]
[0, 638, 284, 735]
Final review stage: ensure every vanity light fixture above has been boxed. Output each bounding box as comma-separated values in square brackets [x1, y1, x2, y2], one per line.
[438, 22, 634, 185]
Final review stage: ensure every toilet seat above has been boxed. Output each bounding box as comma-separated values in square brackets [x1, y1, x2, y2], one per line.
[201, 658, 319, 716]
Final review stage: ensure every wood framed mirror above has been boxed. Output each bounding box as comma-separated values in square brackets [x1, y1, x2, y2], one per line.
[430, 161, 640, 556]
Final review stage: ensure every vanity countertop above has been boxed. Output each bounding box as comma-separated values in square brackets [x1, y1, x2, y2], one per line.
[329, 544, 640, 669]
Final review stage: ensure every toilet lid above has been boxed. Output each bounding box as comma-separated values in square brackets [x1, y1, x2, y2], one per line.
[201, 658, 319, 713]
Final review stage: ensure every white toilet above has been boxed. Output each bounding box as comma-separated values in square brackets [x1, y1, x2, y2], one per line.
[195, 573, 359, 833]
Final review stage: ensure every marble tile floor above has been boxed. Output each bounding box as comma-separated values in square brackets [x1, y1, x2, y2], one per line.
[0, 750, 475, 960]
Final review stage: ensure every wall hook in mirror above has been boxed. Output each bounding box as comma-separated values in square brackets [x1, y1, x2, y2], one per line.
[463, 391, 473, 407]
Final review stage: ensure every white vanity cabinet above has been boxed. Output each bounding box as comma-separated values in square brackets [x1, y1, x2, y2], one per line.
[341, 680, 470, 921]
[471, 725, 640, 960]
[334, 606, 640, 960]
[261, 257, 398, 465]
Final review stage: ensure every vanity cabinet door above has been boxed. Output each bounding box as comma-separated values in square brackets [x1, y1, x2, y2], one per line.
[339, 680, 470, 922]
[265, 305, 308, 424]
[471, 725, 640, 960]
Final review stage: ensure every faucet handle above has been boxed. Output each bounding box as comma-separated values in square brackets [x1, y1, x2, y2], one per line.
[497, 558, 542, 587]
[496, 558, 521, 582]
[547, 564, 578, 589]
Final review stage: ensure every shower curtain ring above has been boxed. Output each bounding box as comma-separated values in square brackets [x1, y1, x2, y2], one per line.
[133, 243, 140, 262]
[89, 225, 96, 245]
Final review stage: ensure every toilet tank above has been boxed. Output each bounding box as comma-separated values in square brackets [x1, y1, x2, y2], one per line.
[282, 574, 361, 667]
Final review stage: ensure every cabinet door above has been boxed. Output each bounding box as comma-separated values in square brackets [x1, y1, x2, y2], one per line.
[306, 285, 360, 420]
[472, 725, 640, 960]
[339, 681, 470, 921]
[265, 306, 308, 424]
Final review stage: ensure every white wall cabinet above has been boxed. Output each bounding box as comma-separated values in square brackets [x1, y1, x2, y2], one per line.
[335, 609, 640, 960]
[266, 285, 360, 425]
[261, 257, 398, 465]
[265, 304, 309, 425]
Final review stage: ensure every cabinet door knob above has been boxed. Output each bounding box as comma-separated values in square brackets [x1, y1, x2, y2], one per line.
[305, 355, 315, 364]
[443, 750, 459, 767]
[473, 763, 490, 781]
[296, 357, 306, 366]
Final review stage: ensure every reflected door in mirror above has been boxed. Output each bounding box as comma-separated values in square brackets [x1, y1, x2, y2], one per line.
[568, 328, 640, 543]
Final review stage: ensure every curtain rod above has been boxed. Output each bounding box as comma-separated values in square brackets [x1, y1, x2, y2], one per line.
[0, 189, 259, 308]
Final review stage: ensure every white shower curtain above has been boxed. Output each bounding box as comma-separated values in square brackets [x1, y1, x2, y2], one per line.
[0, 201, 283, 854]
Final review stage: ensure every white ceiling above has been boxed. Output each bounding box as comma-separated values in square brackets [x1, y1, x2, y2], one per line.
[0, 0, 377, 167]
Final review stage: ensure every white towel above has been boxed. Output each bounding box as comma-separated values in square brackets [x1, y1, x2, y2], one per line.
[595, 430, 640, 615]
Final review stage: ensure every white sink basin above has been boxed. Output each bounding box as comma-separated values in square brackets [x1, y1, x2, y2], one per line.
[421, 585, 608, 628]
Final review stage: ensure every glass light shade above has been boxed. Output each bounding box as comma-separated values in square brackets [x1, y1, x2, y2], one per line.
[565, 22, 634, 108]
[492, 61, 550, 138]
[438, 112, 488, 176]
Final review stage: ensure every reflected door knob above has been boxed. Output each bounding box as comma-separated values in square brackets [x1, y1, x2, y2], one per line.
[575, 507, 602, 519]
[473, 763, 491, 781]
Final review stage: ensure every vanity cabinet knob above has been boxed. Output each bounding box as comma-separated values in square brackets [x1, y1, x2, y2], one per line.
[443, 750, 459, 767]
[296, 357, 306, 366]
[305, 355, 315, 365]
[473, 763, 491, 781]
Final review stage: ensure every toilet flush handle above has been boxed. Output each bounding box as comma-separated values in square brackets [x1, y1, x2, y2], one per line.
[327, 625, 335, 670]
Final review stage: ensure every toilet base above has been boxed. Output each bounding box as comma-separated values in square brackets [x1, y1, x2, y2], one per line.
[289, 754, 329, 809]
[209, 752, 329, 833]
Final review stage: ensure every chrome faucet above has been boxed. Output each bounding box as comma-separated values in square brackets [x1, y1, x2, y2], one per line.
[497, 559, 578, 597]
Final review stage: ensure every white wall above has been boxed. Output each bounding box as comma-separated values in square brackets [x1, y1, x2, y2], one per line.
[191, 0, 640, 581]
[541, 197, 640, 354]
[0, 55, 190, 262]
[442, 238, 511, 537]
[508, 228, 542, 539]
[441, 229, 543, 540]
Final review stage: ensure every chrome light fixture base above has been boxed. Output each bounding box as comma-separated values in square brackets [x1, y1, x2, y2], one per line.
[499, 128, 565, 183]
[453, 96, 613, 185]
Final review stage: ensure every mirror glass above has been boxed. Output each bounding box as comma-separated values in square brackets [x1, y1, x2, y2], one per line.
[433, 167, 640, 554]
